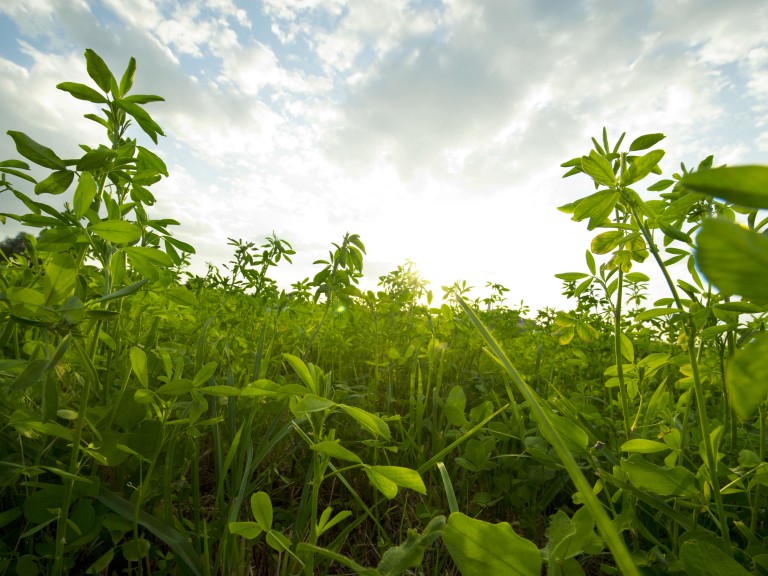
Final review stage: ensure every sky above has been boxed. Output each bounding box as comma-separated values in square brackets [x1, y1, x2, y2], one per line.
[0, 0, 767, 312]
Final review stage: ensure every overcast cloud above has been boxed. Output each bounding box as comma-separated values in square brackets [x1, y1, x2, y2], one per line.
[0, 0, 766, 311]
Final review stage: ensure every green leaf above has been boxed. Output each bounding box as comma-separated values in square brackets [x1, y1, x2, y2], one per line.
[76, 148, 116, 172]
[228, 521, 262, 540]
[283, 353, 316, 392]
[338, 404, 391, 439]
[310, 440, 362, 463]
[647, 178, 675, 191]
[620, 439, 671, 454]
[89, 220, 142, 244]
[43, 252, 77, 305]
[621, 454, 698, 497]
[84, 49, 115, 93]
[7, 131, 66, 169]
[364, 467, 398, 499]
[624, 272, 649, 283]
[629, 133, 665, 151]
[696, 219, 768, 302]
[119, 57, 137, 97]
[591, 230, 625, 254]
[367, 466, 426, 495]
[193, 361, 218, 387]
[572, 189, 620, 230]
[585, 250, 596, 275]
[680, 540, 751, 575]
[130, 347, 148, 388]
[622, 149, 665, 186]
[293, 394, 336, 415]
[122, 94, 165, 105]
[56, 82, 107, 103]
[166, 286, 198, 307]
[74, 171, 97, 219]
[250, 492, 272, 531]
[137, 146, 169, 176]
[34, 170, 74, 195]
[727, 333, 768, 420]
[95, 277, 149, 302]
[122, 537, 150, 562]
[635, 307, 681, 322]
[442, 512, 541, 576]
[682, 165, 768, 209]
[116, 100, 164, 144]
[554, 272, 589, 282]
[445, 385, 468, 426]
[581, 150, 616, 187]
[658, 220, 692, 244]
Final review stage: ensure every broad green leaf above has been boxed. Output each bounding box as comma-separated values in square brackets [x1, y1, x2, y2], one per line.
[7, 130, 66, 169]
[338, 404, 390, 439]
[620, 332, 634, 362]
[622, 149, 665, 185]
[680, 540, 751, 575]
[73, 171, 97, 218]
[123, 246, 172, 267]
[364, 467, 398, 498]
[537, 411, 589, 456]
[572, 189, 620, 230]
[366, 466, 426, 495]
[621, 454, 698, 497]
[89, 220, 142, 244]
[635, 307, 681, 322]
[34, 170, 74, 195]
[293, 394, 336, 414]
[122, 94, 165, 104]
[76, 148, 116, 171]
[156, 379, 194, 396]
[122, 537, 150, 562]
[137, 146, 169, 176]
[56, 81, 107, 103]
[166, 287, 198, 307]
[581, 150, 615, 187]
[624, 272, 649, 283]
[193, 361, 218, 386]
[130, 347, 148, 388]
[696, 219, 768, 302]
[682, 165, 768, 209]
[310, 440, 362, 463]
[554, 272, 589, 282]
[727, 333, 768, 419]
[647, 178, 674, 191]
[43, 252, 77, 305]
[445, 385, 468, 426]
[591, 230, 624, 254]
[84, 48, 115, 93]
[629, 133, 665, 151]
[265, 530, 292, 553]
[119, 57, 136, 96]
[228, 521, 262, 540]
[442, 512, 541, 576]
[250, 491, 272, 531]
[116, 100, 164, 143]
[620, 439, 671, 454]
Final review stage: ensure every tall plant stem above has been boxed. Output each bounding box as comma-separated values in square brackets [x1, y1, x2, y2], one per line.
[613, 269, 632, 439]
[628, 204, 731, 549]
[52, 339, 93, 576]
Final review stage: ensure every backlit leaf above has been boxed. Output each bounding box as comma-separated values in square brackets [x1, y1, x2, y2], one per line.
[34, 170, 74, 195]
[56, 82, 107, 103]
[581, 150, 616, 187]
[696, 219, 768, 302]
[727, 333, 768, 420]
[73, 171, 97, 218]
[89, 220, 142, 244]
[682, 165, 768, 209]
[442, 512, 540, 576]
[7, 131, 66, 169]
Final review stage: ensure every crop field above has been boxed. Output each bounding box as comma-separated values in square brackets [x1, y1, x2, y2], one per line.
[1, 50, 768, 576]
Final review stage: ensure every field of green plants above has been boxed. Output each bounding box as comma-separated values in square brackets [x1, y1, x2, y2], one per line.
[1, 50, 768, 576]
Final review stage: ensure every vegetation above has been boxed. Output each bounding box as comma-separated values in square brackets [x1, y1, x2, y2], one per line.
[1, 49, 767, 575]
